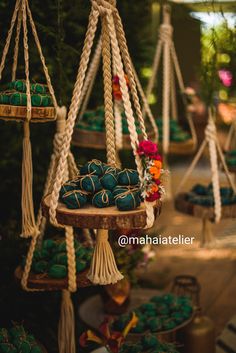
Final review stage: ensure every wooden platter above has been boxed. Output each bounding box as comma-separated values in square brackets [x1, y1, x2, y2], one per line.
[0, 104, 56, 122]
[175, 192, 236, 221]
[15, 266, 92, 291]
[42, 194, 161, 230]
[72, 128, 156, 150]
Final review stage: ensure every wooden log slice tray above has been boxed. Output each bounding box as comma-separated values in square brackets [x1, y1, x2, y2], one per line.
[15, 266, 92, 291]
[175, 192, 236, 221]
[159, 138, 196, 155]
[42, 194, 162, 230]
[0, 104, 56, 122]
[71, 127, 156, 150]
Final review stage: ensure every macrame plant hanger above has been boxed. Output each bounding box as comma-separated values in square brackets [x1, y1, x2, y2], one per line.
[72, 34, 158, 154]
[175, 108, 236, 246]
[0, 0, 58, 238]
[45, 0, 160, 290]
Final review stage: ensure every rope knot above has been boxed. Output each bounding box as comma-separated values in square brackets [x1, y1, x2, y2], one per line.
[91, 0, 116, 16]
[159, 24, 173, 43]
[205, 119, 216, 142]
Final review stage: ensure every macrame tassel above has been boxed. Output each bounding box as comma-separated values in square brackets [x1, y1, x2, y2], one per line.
[21, 121, 37, 238]
[87, 229, 123, 285]
[58, 290, 76, 353]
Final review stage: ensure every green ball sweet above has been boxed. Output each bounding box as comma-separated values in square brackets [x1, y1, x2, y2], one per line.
[115, 191, 140, 211]
[48, 264, 67, 279]
[31, 83, 48, 94]
[0, 343, 17, 353]
[156, 304, 170, 316]
[78, 175, 102, 193]
[92, 189, 114, 208]
[62, 190, 88, 209]
[172, 312, 184, 325]
[59, 182, 77, 199]
[148, 317, 163, 332]
[8, 79, 26, 92]
[33, 260, 48, 274]
[52, 252, 68, 266]
[141, 334, 159, 349]
[118, 169, 139, 186]
[80, 160, 104, 176]
[100, 173, 118, 191]
[113, 186, 132, 198]
[75, 245, 86, 258]
[10, 92, 27, 106]
[162, 319, 176, 330]
[76, 260, 87, 273]
[42, 239, 56, 251]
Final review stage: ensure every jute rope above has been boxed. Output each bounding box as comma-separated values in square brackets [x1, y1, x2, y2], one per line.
[176, 108, 236, 223]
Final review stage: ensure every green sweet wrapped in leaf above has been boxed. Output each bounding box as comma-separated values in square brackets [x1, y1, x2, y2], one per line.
[8, 79, 26, 92]
[9, 325, 26, 340]
[156, 303, 170, 316]
[102, 164, 120, 175]
[113, 186, 132, 198]
[92, 189, 114, 208]
[0, 91, 13, 104]
[115, 191, 141, 211]
[191, 184, 207, 196]
[141, 333, 159, 350]
[80, 160, 104, 176]
[59, 182, 78, 200]
[77, 174, 102, 193]
[42, 239, 56, 252]
[76, 259, 87, 273]
[172, 312, 184, 325]
[52, 252, 68, 266]
[0, 329, 9, 343]
[100, 173, 118, 191]
[31, 94, 52, 107]
[118, 169, 139, 186]
[11, 339, 31, 353]
[31, 83, 48, 94]
[0, 343, 17, 353]
[10, 92, 27, 106]
[148, 317, 163, 332]
[162, 319, 176, 330]
[62, 190, 88, 209]
[48, 264, 67, 279]
[32, 260, 48, 274]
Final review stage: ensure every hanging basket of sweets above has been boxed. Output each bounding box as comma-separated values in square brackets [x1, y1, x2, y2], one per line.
[42, 0, 166, 287]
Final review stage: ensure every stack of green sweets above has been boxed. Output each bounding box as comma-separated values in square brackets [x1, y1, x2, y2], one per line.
[60, 159, 142, 211]
[119, 334, 178, 353]
[156, 119, 191, 143]
[0, 325, 43, 353]
[225, 150, 236, 168]
[0, 79, 53, 107]
[113, 293, 193, 335]
[76, 106, 142, 135]
[22, 239, 93, 279]
[186, 183, 236, 207]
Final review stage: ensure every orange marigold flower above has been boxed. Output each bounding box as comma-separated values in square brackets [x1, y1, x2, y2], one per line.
[153, 160, 162, 169]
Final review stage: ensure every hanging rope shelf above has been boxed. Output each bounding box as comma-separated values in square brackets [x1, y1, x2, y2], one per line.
[71, 36, 158, 151]
[174, 109, 236, 224]
[41, 0, 164, 288]
[145, 4, 197, 156]
[0, 0, 58, 240]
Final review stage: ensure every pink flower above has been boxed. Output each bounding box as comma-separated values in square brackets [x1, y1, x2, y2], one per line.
[146, 191, 161, 202]
[137, 140, 158, 157]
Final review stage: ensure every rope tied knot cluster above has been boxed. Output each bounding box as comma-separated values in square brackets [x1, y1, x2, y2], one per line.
[91, 0, 117, 16]
[159, 24, 173, 43]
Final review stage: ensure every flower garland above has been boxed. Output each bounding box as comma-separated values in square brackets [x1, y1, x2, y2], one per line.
[112, 74, 129, 101]
[137, 140, 167, 202]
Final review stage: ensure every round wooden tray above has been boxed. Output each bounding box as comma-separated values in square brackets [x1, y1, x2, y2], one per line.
[15, 266, 92, 291]
[0, 104, 56, 122]
[175, 192, 236, 220]
[159, 138, 196, 155]
[78, 291, 194, 344]
[42, 194, 161, 230]
[71, 128, 156, 150]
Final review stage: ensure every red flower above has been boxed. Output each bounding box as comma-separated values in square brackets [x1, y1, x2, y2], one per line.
[137, 140, 158, 157]
[146, 191, 161, 202]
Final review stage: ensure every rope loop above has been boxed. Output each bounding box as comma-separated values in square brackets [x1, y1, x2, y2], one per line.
[205, 118, 217, 143]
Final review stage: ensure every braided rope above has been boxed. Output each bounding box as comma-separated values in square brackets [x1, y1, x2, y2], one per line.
[78, 38, 102, 120]
[170, 64, 177, 121]
[49, 7, 99, 225]
[65, 226, 77, 292]
[25, 0, 58, 109]
[12, 5, 22, 81]
[114, 101, 123, 150]
[101, 15, 116, 165]
[0, 0, 21, 80]
[22, 0, 31, 121]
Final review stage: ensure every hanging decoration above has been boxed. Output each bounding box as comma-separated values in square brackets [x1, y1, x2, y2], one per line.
[145, 4, 197, 156]
[0, 0, 58, 238]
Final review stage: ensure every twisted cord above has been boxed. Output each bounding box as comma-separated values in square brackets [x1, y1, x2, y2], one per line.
[65, 226, 77, 292]
[49, 7, 99, 225]
[0, 0, 21, 80]
[101, 15, 116, 165]
[12, 5, 22, 81]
